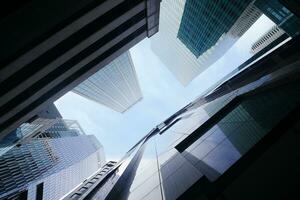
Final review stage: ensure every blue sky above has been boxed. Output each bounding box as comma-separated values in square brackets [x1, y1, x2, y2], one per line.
[55, 15, 274, 161]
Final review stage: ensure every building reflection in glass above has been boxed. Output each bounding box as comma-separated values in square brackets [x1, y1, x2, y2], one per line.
[67, 64, 300, 200]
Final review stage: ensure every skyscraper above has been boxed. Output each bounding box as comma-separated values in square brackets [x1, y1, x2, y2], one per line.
[73, 51, 143, 113]
[0, 0, 161, 139]
[150, 0, 204, 86]
[251, 25, 286, 54]
[27, 135, 105, 200]
[0, 118, 105, 200]
[178, 0, 254, 57]
[64, 30, 300, 200]
[151, 0, 261, 86]
[254, 0, 300, 37]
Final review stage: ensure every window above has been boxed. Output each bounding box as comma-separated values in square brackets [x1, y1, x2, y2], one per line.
[36, 182, 44, 200]
[19, 190, 28, 200]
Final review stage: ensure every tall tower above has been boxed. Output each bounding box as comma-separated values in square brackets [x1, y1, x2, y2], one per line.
[178, 0, 254, 57]
[0, 119, 105, 200]
[27, 135, 105, 200]
[151, 0, 261, 86]
[73, 51, 143, 113]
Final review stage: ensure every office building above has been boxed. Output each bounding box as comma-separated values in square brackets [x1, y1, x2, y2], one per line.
[73, 51, 143, 113]
[151, 0, 261, 85]
[178, 0, 254, 57]
[0, 119, 105, 200]
[251, 25, 286, 54]
[26, 135, 105, 200]
[254, 0, 300, 37]
[64, 31, 300, 200]
[0, 0, 161, 139]
[150, 0, 204, 85]
[0, 117, 67, 159]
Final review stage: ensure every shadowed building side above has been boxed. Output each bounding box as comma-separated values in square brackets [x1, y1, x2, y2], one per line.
[0, 0, 161, 140]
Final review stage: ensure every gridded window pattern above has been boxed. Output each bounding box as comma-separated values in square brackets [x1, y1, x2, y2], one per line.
[36, 120, 82, 139]
[18, 118, 84, 142]
[0, 133, 104, 199]
[150, 0, 259, 86]
[150, 0, 207, 86]
[73, 51, 143, 113]
[251, 25, 285, 54]
[28, 150, 102, 200]
[228, 2, 262, 38]
[178, 0, 253, 57]
[0, 140, 57, 199]
[67, 161, 116, 199]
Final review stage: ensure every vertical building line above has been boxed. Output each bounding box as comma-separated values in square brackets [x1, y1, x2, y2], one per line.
[154, 136, 164, 200]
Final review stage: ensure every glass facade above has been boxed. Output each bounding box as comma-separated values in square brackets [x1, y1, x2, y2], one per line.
[255, 0, 300, 37]
[150, 0, 206, 86]
[178, 0, 253, 57]
[0, 139, 58, 199]
[65, 64, 300, 199]
[0, 118, 105, 200]
[27, 135, 105, 200]
[151, 0, 260, 86]
[73, 51, 143, 113]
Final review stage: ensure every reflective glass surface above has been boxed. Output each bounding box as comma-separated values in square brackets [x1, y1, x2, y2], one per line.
[86, 75, 300, 200]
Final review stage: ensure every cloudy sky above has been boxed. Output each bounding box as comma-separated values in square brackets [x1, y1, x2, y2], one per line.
[55, 15, 274, 161]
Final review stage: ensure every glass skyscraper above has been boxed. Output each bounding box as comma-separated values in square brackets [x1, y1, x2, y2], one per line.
[151, 0, 261, 86]
[26, 135, 105, 200]
[0, 117, 105, 200]
[178, 0, 253, 57]
[150, 0, 204, 86]
[73, 51, 143, 113]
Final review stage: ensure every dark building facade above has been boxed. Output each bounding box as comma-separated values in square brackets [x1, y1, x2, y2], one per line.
[35, 103, 62, 120]
[64, 34, 300, 199]
[0, 0, 160, 140]
[255, 0, 300, 37]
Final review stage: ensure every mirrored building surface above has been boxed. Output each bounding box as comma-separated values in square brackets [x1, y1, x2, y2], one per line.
[73, 51, 143, 113]
[0, 116, 105, 200]
[65, 32, 300, 200]
[151, 0, 261, 85]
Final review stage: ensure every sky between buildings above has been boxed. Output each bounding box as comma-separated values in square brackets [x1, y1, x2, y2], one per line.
[55, 15, 274, 161]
